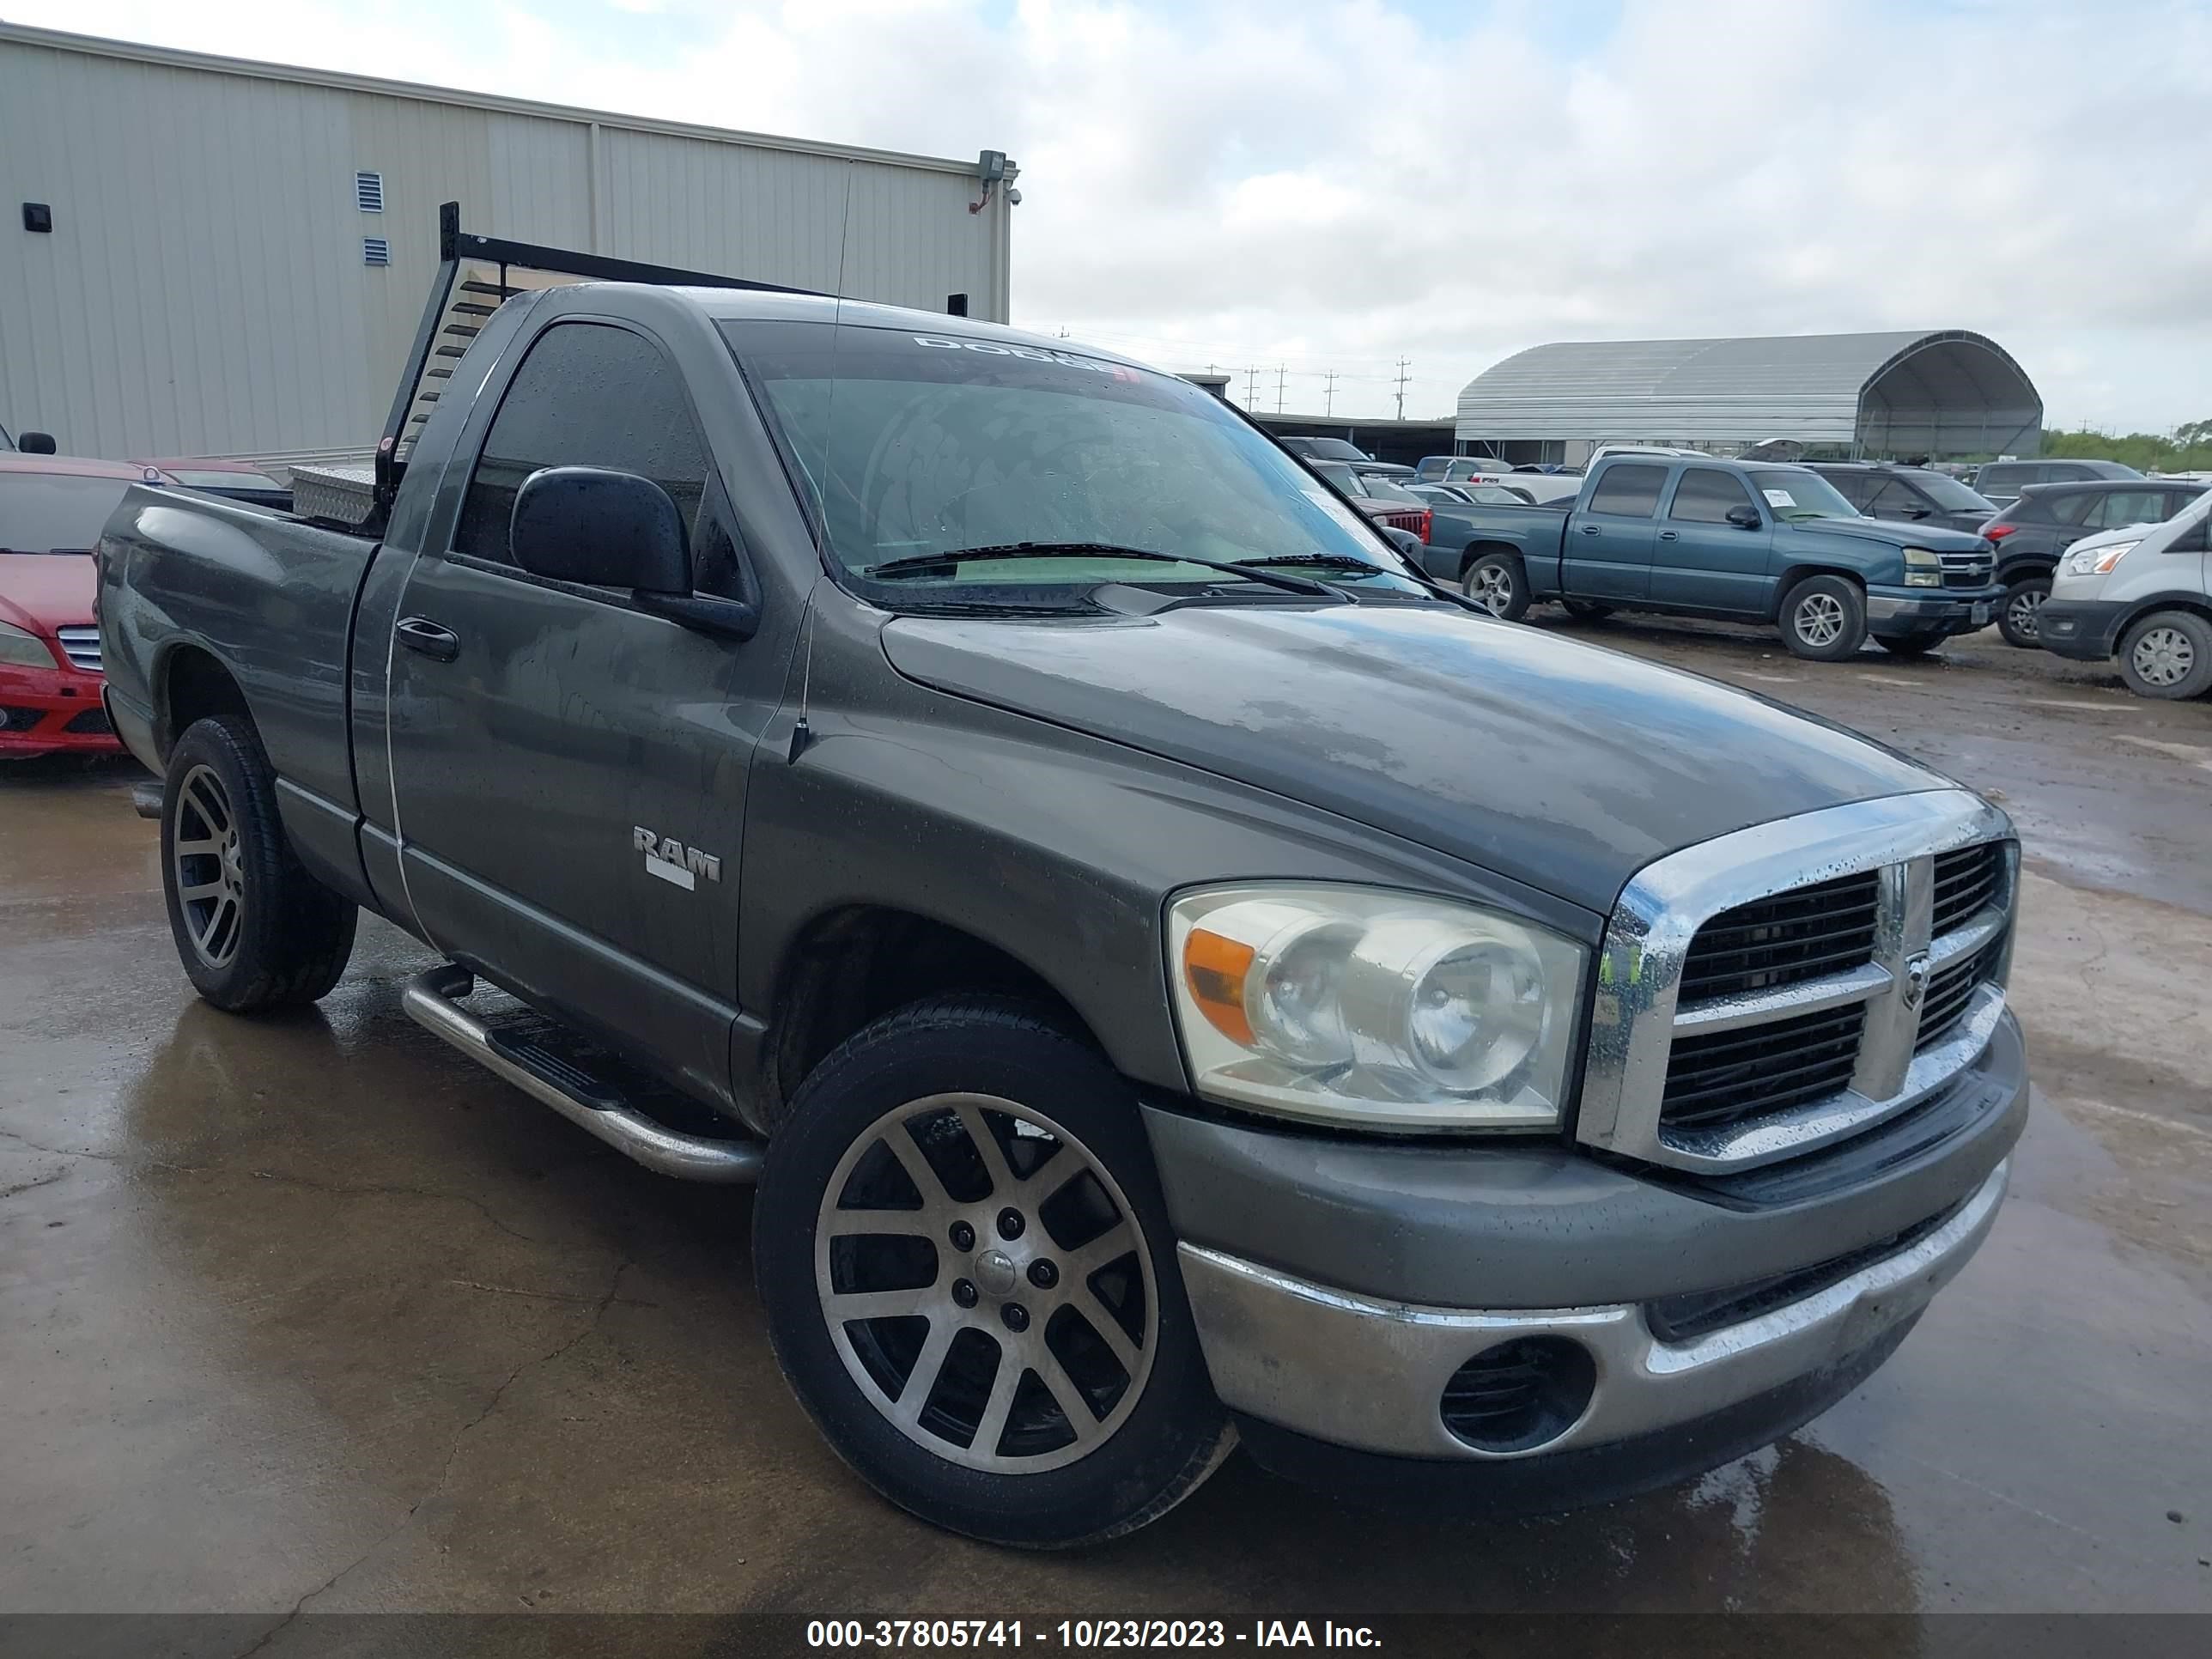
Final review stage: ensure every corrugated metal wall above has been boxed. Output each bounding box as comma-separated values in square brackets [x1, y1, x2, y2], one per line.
[0, 27, 1011, 465]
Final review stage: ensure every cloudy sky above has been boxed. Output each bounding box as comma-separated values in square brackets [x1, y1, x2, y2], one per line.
[10, 0, 2211, 428]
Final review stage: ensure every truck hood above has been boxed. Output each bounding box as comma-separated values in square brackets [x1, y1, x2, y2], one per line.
[1781, 516, 1987, 552]
[0, 553, 95, 633]
[881, 604, 1944, 915]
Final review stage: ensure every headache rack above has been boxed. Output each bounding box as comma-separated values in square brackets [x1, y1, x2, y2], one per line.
[364, 201, 822, 531]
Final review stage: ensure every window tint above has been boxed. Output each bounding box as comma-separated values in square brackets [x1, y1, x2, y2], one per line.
[2092, 489, 2172, 530]
[1978, 465, 2030, 495]
[1863, 480, 1923, 517]
[455, 322, 714, 573]
[0, 473, 136, 553]
[1668, 467, 1757, 524]
[1820, 470, 1876, 509]
[1587, 463, 1666, 518]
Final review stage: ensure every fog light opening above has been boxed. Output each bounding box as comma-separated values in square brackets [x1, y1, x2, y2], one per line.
[1439, 1335, 1596, 1453]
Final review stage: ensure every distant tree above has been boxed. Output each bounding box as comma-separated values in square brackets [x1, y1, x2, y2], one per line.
[2178, 417, 2212, 447]
[2039, 425, 2212, 472]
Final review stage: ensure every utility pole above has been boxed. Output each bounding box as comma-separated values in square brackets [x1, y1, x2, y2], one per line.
[1276, 364, 1287, 414]
[1056, 325, 1070, 339]
[1245, 366, 1260, 407]
[1394, 357, 1411, 420]
[1323, 371, 1337, 416]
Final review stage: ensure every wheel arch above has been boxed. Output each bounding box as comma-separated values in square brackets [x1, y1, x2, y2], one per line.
[761, 904, 1098, 1128]
[155, 643, 256, 763]
[1458, 539, 1528, 580]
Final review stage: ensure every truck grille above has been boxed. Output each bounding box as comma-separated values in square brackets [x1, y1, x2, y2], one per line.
[1939, 548, 1994, 589]
[1580, 798, 2016, 1174]
[1931, 842, 2003, 934]
[1662, 1002, 1867, 1129]
[1675, 872, 1880, 1003]
[55, 625, 101, 673]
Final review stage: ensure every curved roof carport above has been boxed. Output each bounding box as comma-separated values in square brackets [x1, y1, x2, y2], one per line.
[1455, 331, 2042, 459]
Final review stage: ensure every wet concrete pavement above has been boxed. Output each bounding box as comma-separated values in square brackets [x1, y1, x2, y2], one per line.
[3, 620, 2209, 1638]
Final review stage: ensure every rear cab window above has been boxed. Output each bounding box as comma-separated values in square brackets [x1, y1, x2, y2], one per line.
[1585, 463, 1668, 518]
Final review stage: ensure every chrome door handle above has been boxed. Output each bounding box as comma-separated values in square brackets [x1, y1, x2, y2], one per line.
[1658, 530, 1680, 541]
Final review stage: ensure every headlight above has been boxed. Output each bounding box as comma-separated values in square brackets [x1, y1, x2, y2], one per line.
[1902, 546, 1942, 588]
[2066, 540, 2137, 577]
[0, 621, 60, 669]
[1167, 884, 1586, 1131]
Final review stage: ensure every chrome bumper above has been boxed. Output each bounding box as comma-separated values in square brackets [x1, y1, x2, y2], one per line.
[1178, 1158, 2007, 1462]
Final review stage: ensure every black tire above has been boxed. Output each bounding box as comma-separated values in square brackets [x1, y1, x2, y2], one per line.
[1462, 550, 1530, 621]
[1559, 600, 1613, 623]
[753, 995, 1233, 1547]
[160, 714, 358, 1012]
[1877, 630, 1945, 659]
[1778, 574, 1868, 661]
[2117, 610, 2212, 700]
[1997, 574, 2051, 649]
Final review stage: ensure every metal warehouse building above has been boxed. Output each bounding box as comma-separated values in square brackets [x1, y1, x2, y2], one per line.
[0, 24, 1016, 467]
[1455, 331, 2043, 465]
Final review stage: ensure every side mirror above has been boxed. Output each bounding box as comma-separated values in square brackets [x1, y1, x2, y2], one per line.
[511, 466, 690, 592]
[1725, 503, 1763, 529]
[19, 431, 58, 455]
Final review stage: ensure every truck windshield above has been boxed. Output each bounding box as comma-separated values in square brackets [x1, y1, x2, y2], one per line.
[721, 321, 1428, 603]
[0, 475, 134, 554]
[1743, 466, 1865, 523]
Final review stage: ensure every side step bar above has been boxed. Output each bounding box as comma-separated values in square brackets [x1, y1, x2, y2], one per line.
[401, 965, 764, 1184]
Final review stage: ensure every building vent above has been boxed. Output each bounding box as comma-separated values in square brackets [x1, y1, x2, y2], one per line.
[362, 237, 391, 267]
[356, 171, 385, 213]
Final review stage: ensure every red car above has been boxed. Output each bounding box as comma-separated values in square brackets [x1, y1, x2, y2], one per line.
[0, 453, 155, 757]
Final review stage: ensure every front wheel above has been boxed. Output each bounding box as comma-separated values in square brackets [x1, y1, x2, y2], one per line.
[1998, 575, 2051, 649]
[1778, 574, 1868, 661]
[2118, 610, 2212, 700]
[753, 997, 1232, 1547]
[1462, 551, 1529, 621]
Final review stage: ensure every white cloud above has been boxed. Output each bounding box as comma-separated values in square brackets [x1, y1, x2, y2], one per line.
[9, 0, 2211, 428]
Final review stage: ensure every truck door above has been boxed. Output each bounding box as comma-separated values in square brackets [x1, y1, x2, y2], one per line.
[384, 319, 778, 1104]
[1650, 466, 1772, 614]
[1562, 462, 1663, 600]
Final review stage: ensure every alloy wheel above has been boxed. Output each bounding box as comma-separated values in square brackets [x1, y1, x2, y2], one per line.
[2131, 625, 2195, 689]
[1795, 592, 1845, 648]
[173, 763, 244, 967]
[2006, 586, 2044, 641]
[813, 1093, 1158, 1474]
[1467, 564, 1516, 616]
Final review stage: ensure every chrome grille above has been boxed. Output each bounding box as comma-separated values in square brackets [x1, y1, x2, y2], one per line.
[55, 625, 101, 673]
[1675, 872, 1880, 1003]
[1662, 1002, 1867, 1128]
[1939, 548, 1994, 589]
[1580, 792, 2016, 1174]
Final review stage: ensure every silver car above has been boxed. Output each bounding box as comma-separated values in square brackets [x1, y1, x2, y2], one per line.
[2037, 490, 2212, 697]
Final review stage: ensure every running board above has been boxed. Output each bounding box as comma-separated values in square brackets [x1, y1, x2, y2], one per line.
[400, 965, 764, 1183]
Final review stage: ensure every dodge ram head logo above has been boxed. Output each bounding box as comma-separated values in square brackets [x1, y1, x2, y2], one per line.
[634, 827, 721, 891]
[1901, 951, 1931, 1011]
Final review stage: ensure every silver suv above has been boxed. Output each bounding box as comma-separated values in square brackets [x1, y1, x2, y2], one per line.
[2037, 491, 2212, 697]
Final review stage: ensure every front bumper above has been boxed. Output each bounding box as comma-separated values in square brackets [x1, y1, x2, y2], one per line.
[2035, 598, 2130, 660]
[1863, 584, 2004, 638]
[1143, 1007, 2024, 1497]
[0, 660, 121, 756]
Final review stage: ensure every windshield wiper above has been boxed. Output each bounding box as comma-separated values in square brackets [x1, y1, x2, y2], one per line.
[866, 542, 1349, 601]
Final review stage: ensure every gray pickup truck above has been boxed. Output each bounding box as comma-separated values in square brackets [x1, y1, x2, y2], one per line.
[96, 214, 2027, 1547]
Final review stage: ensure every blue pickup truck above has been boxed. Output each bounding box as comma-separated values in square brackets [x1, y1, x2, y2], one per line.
[1426, 455, 2004, 659]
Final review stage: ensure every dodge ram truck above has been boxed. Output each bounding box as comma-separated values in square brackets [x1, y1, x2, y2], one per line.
[97, 210, 2028, 1547]
[1431, 454, 2005, 659]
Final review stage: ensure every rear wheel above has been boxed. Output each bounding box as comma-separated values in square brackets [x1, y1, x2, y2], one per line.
[1998, 575, 2051, 649]
[753, 997, 1231, 1547]
[1559, 600, 1614, 623]
[1778, 574, 1868, 661]
[1462, 551, 1529, 621]
[2118, 611, 2212, 700]
[160, 714, 357, 1011]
